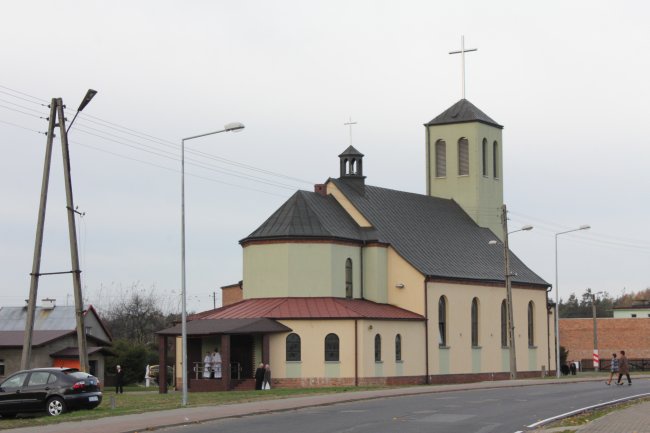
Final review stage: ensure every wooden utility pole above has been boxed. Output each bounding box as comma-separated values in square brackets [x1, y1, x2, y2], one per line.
[22, 97, 89, 372]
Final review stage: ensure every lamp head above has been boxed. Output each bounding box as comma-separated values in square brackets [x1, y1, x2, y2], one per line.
[579, 225, 591, 230]
[224, 122, 245, 132]
[521, 225, 534, 231]
[77, 89, 97, 112]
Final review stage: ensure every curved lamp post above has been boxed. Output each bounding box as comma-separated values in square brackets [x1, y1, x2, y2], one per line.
[181, 122, 245, 406]
[554, 224, 590, 378]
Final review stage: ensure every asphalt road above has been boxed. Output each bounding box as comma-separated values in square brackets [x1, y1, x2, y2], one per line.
[159, 379, 650, 433]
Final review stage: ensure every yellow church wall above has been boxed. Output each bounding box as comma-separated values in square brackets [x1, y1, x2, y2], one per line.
[356, 319, 426, 378]
[362, 245, 388, 304]
[326, 181, 372, 227]
[270, 320, 356, 379]
[386, 247, 426, 316]
[243, 242, 361, 299]
[425, 122, 504, 238]
[427, 281, 551, 374]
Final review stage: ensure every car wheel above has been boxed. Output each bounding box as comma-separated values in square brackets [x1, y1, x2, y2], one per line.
[46, 397, 66, 416]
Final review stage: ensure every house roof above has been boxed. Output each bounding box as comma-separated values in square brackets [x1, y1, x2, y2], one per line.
[425, 99, 503, 129]
[0, 305, 112, 339]
[49, 346, 113, 358]
[156, 317, 292, 336]
[190, 297, 425, 321]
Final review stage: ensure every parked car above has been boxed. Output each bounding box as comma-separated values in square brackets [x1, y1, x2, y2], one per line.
[0, 367, 102, 418]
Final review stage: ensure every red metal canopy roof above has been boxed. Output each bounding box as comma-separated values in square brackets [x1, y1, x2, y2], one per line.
[190, 297, 424, 321]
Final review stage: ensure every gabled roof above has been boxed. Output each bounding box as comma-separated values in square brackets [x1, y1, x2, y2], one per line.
[339, 145, 364, 157]
[240, 190, 365, 244]
[329, 179, 547, 287]
[0, 304, 112, 343]
[190, 297, 425, 321]
[425, 99, 503, 129]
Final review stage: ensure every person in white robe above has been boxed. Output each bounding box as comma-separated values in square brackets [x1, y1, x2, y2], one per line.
[212, 350, 222, 379]
[203, 351, 212, 379]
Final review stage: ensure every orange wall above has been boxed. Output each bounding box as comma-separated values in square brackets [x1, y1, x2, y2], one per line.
[559, 318, 650, 361]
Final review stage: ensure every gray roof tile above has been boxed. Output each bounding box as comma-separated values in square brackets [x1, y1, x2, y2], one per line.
[426, 99, 503, 129]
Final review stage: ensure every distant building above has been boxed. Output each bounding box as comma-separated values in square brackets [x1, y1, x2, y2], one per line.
[0, 299, 112, 381]
[612, 299, 650, 318]
[157, 99, 554, 392]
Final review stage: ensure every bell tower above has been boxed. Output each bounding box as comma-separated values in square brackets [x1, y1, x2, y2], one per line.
[424, 99, 504, 238]
[338, 145, 366, 193]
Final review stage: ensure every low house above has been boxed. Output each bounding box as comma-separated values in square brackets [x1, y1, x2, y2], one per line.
[0, 299, 113, 381]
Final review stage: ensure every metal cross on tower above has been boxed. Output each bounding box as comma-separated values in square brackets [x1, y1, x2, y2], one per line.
[344, 117, 357, 147]
[449, 35, 477, 99]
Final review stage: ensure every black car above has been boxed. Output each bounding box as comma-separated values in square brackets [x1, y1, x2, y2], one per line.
[0, 367, 102, 417]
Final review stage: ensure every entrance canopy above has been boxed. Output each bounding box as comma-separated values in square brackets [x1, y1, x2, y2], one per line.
[156, 317, 292, 336]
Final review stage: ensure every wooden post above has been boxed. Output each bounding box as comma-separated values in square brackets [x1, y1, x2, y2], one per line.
[221, 334, 231, 390]
[262, 334, 270, 365]
[158, 335, 168, 394]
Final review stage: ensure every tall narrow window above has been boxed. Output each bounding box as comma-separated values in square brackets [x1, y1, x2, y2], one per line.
[395, 334, 402, 362]
[325, 333, 340, 361]
[438, 296, 447, 347]
[482, 138, 488, 176]
[458, 138, 469, 176]
[501, 300, 508, 347]
[493, 141, 499, 179]
[374, 334, 382, 362]
[286, 333, 301, 361]
[471, 297, 479, 347]
[435, 140, 447, 177]
[528, 301, 535, 347]
[345, 258, 353, 298]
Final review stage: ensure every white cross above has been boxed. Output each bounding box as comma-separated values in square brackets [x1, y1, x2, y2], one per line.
[344, 117, 357, 147]
[449, 35, 477, 99]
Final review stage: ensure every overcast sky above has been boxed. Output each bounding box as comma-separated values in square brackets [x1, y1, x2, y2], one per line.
[1, 0, 649, 314]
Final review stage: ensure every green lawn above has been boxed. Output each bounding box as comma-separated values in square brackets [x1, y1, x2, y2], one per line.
[0, 386, 384, 430]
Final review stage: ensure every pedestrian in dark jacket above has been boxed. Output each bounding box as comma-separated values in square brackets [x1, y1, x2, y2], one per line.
[115, 365, 125, 394]
[616, 350, 632, 385]
[254, 363, 265, 390]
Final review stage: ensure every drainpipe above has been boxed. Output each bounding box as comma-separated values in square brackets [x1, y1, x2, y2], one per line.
[354, 319, 358, 386]
[424, 279, 430, 384]
[546, 286, 552, 376]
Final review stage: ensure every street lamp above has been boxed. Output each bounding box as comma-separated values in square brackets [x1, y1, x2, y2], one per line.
[554, 224, 590, 378]
[180, 122, 245, 406]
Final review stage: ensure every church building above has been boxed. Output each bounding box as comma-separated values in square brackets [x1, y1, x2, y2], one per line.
[157, 99, 554, 391]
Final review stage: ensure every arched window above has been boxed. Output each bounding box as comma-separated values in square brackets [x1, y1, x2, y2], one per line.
[325, 333, 340, 361]
[501, 300, 508, 347]
[458, 137, 469, 176]
[286, 333, 301, 361]
[482, 138, 488, 176]
[438, 296, 447, 347]
[395, 334, 402, 362]
[471, 297, 479, 347]
[374, 334, 382, 362]
[493, 141, 499, 179]
[345, 258, 353, 298]
[435, 139, 447, 177]
[528, 301, 535, 347]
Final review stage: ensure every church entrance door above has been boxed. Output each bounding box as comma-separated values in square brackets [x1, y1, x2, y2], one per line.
[230, 335, 254, 379]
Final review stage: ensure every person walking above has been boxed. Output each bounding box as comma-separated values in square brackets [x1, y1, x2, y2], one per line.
[254, 363, 265, 390]
[606, 353, 618, 385]
[616, 350, 632, 385]
[115, 365, 124, 394]
[262, 364, 272, 390]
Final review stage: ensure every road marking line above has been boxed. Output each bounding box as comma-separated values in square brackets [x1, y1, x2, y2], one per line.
[526, 393, 650, 429]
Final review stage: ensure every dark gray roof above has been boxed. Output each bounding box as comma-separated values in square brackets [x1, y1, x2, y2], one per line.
[330, 179, 547, 286]
[426, 99, 503, 129]
[156, 318, 292, 336]
[339, 145, 364, 157]
[240, 190, 365, 244]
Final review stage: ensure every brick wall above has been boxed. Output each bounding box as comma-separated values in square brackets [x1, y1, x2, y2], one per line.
[559, 318, 650, 361]
[222, 285, 243, 307]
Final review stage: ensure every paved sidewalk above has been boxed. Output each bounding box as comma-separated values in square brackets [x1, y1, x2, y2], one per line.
[6, 375, 649, 433]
